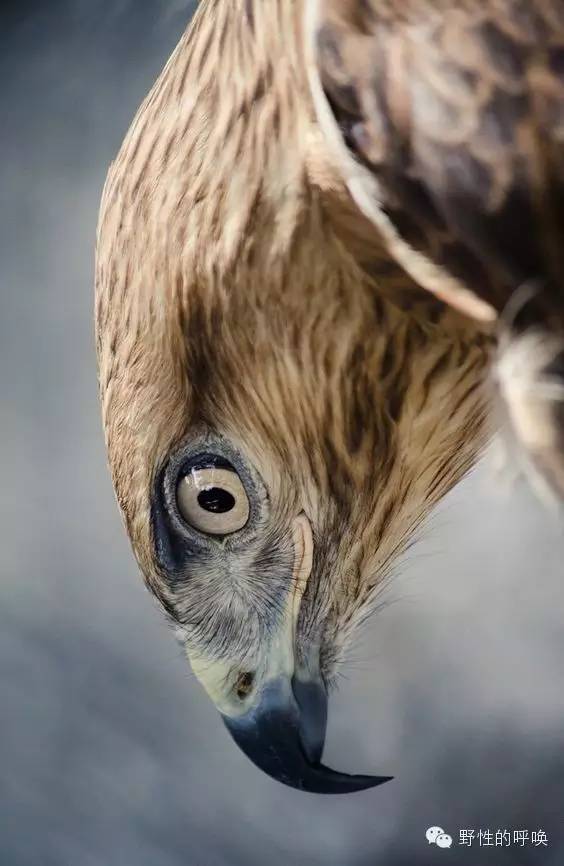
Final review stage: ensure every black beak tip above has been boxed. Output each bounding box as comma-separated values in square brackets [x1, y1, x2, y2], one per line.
[309, 768, 393, 794]
[221, 678, 393, 795]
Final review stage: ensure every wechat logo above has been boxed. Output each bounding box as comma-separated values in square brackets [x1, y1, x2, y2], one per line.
[426, 827, 453, 849]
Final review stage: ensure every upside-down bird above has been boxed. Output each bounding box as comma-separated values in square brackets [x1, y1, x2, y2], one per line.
[95, 0, 564, 793]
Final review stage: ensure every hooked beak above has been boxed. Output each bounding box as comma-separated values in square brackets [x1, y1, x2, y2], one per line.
[222, 674, 392, 794]
[188, 515, 392, 794]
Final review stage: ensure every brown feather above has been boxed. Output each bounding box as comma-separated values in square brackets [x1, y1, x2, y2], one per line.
[312, 0, 564, 498]
[95, 0, 491, 678]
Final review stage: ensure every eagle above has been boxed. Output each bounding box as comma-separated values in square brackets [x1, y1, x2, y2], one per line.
[95, 0, 564, 793]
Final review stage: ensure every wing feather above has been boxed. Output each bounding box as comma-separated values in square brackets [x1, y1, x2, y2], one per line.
[311, 0, 564, 327]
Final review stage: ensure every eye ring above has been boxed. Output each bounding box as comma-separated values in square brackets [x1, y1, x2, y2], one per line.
[176, 465, 250, 536]
[159, 435, 268, 555]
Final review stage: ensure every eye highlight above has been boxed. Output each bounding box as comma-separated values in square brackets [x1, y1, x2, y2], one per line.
[176, 465, 250, 536]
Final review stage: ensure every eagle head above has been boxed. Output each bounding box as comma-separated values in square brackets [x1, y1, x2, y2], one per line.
[95, 1, 490, 793]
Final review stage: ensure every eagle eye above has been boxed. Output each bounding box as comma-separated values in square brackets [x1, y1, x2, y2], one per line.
[176, 464, 250, 536]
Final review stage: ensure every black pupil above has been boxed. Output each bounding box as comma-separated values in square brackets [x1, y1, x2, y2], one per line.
[197, 487, 235, 514]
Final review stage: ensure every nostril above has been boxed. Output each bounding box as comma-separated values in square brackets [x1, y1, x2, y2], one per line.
[235, 671, 255, 700]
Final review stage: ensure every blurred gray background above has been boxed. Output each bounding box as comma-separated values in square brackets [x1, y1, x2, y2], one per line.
[2, 2, 564, 864]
